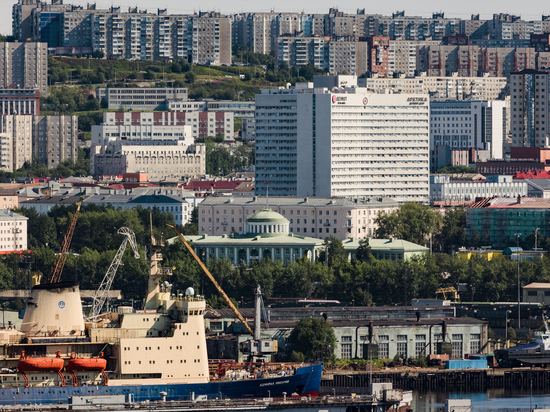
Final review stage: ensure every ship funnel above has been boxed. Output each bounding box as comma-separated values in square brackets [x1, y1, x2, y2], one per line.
[21, 281, 85, 337]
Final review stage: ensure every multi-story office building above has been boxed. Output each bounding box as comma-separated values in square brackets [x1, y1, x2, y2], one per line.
[509, 69, 550, 147]
[33, 115, 78, 168]
[0, 42, 47, 95]
[430, 100, 509, 159]
[91, 112, 206, 179]
[430, 174, 527, 205]
[97, 87, 188, 110]
[360, 74, 508, 101]
[197, 196, 398, 239]
[0, 89, 40, 116]
[254, 75, 430, 201]
[466, 196, 550, 248]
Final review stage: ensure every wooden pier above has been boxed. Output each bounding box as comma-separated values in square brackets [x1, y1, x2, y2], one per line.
[321, 368, 550, 392]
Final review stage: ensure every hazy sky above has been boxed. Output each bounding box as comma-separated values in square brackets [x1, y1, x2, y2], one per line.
[2, 0, 550, 37]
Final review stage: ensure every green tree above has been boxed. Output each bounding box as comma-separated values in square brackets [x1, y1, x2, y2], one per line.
[318, 237, 347, 267]
[288, 318, 336, 362]
[375, 203, 442, 247]
[437, 208, 467, 253]
[355, 238, 373, 263]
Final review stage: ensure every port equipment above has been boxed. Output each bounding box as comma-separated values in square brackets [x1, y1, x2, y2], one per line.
[435, 287, 460, 301]
[167, 224, 254, 336]
[48, 197, 84, 284]
[90, 227, 140, 319]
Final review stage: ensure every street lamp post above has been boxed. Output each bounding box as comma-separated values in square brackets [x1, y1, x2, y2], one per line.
[515, 233, 522, 330]
[535, 228, 540, 251]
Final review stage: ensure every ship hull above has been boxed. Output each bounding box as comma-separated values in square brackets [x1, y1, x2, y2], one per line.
[0, 363, 322, 405]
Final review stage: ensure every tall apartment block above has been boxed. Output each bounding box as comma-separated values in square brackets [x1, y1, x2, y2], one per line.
[34, 115, 78, 168]
[254, 75, 430, 201]
[509, 69, 550, 147]
[360, 74, 508, 101]
[0, 42, 48, 95]
[0, 115, 33, 172]
[0, 114, 76, 172]
[275, 37, 368, 75]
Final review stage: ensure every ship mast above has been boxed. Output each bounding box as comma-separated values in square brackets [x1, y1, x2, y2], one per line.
[144, 212, 172, 309]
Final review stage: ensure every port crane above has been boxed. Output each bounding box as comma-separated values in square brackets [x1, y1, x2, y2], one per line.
[168, 224, 277, 361]
[435, 287, 460, 302]
[48, 197, 84, 284]
[90, 227, 140, 319]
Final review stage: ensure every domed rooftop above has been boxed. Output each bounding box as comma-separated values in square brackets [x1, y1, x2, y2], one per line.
[246, 209, 289, 224]
[245, 209, 290, 236]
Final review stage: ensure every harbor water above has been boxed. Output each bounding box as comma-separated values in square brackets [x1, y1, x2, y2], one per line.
[412, 389, 550, 411]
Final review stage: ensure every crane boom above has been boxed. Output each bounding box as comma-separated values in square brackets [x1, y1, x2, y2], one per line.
[48, 197, 84, 284]
[167, 224, 254, 336]
[90, 227, 140, 319]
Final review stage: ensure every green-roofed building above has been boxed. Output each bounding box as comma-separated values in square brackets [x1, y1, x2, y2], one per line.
[169, 208, 428, 265]
[341, 237, 429, 262]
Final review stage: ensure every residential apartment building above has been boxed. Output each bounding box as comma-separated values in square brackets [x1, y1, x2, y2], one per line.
[0, 115, 33, 172]
[360, 74, 508, 101]
[97, 87, 188, 110]
[367, 36, 390, 76]
[275, 37, 369, 75]
[509, 69, 550, 147]
[430, 100, 509, 159]
[0, 42, 47, 95]
[0, 210, 28, 254]
[255, 75, 430, 201]
[388, 40, 439, 76]
[16, 3, 232, 64]
[417, 45, 544, 77]
[33, 115, 78, 168]
[197, 196, 399, 239]
[0, 114, 74, 172]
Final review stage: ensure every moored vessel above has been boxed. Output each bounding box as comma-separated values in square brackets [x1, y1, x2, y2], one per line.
[0, 225, 322, 405]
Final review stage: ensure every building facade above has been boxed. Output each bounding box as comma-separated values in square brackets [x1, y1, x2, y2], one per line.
[197, 196, 399, 239]
[466, 196, 550, 247]
[430, 100, 509, 160]
[91, 112, 206, 180]
[0, 210, 28, 254]
[430, 174, 527, 204]
[360, 74, 508, 102]
[0, 42, 47, 95]
[33, 115, 78, 168]
[509, 69, 550, 147]
[255, 76, 430, 201]
[0, 89, 40, 116]
[97, 87, 188, 110]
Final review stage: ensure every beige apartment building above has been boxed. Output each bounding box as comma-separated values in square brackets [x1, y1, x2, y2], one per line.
[0, 42, 47, 95]
[198, 196, 399, 240]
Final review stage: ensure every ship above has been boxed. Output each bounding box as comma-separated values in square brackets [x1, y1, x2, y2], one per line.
[494, 315, 550, 367]
[0, 225, 322, 405]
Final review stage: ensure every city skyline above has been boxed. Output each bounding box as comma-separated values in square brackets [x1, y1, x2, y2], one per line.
[2, 0, 550, 38]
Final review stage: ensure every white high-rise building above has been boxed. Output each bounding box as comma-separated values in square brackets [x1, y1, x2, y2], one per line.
[255, 76, 430, 201]
[430, 100, 509, 159]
